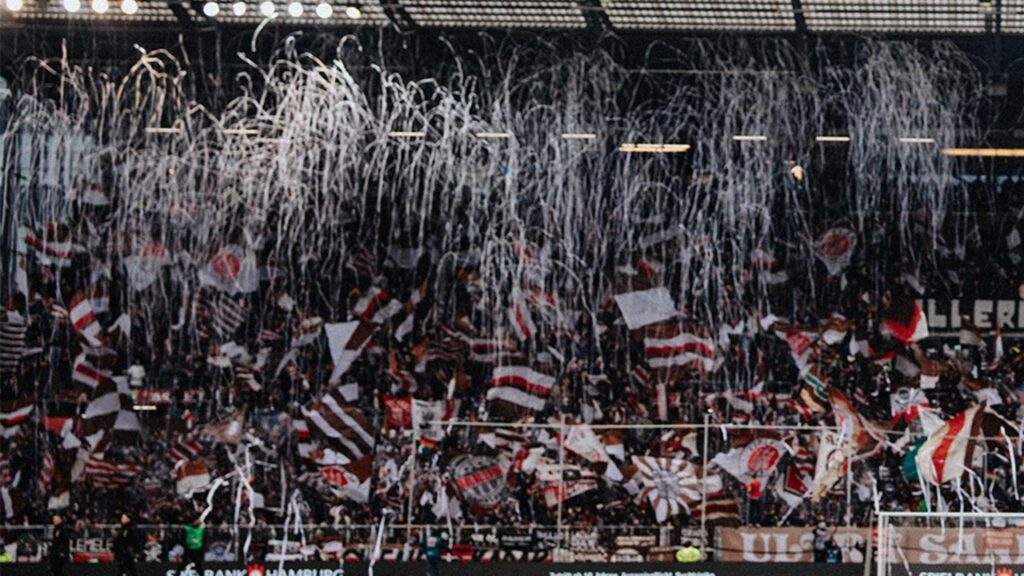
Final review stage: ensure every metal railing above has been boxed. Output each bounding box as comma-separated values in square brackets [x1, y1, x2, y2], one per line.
[0, 523, 697, 564]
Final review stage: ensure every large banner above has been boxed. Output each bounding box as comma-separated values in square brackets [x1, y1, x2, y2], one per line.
[717, 527, 868, 562]
[0, 562, 865, 576]
[922, 298, 1024, 336]
[719, 527, 1024, 564]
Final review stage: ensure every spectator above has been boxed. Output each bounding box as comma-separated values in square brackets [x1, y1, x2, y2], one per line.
[48, 515, 69, 576]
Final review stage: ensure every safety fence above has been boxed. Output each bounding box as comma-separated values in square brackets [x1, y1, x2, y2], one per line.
[0, 524, 877, 564]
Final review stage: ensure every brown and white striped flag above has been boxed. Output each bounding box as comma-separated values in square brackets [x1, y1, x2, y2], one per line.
[300, 388, 375, 462]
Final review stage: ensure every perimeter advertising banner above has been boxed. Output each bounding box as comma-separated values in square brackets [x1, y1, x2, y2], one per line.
[718, 527, 1024, 564]
[0, 562, 865, 576]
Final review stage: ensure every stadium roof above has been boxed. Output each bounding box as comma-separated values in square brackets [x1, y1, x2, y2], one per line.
[0, 0, 1018, 34]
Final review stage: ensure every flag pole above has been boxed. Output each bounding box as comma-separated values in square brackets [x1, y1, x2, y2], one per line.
[406, 408, 419, 541]
[556, 413, 566, 552]
[700, 412, 710, 550]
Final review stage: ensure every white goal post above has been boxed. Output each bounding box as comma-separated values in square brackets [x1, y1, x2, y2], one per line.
[877, 511, 1024, 576]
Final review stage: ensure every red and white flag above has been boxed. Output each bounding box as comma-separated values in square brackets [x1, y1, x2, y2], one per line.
[890, 386, 931, 424]
[535, 463, 598, 508]
[915, 404, 984, 485]
[507, 289, 537, 342]
[83, 454, 144, 488]
[123, 240, 172, 291]
[465, 337, 517, 364]
[317, 456, 372, 503]
[712, 437, 789, 486]
[0, 399, 34, 426]
[168, 439, 202, 464]
[486, 365, 555, 418]
[883, 292, 929, 344]
[23, 225, 73, 268]
[69, 292, 103, 346]
[644, 331, 716, 372]
[199, 245, 259, 295]
[72, 353, 110, 389]
[351, 288, 402, 324]
[815, 227, 857, 276]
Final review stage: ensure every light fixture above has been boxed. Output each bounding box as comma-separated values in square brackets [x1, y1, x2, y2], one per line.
[4, 0, 23, 10]
[899, 137, 935, 144]
[618, 143, 690, 154]
[815, 135, 850, 143]
[732, 135, 768, 142]
[120, 0, 137, 14]
[231, 1, 244, 14]
[259, 0, 274, 15]
[387, 131, 426, 138]
[224, 128, 260, 136]
[314, 1, 330, 17]
[63, 0, 80, 12]
[145, 127, 183, 134]
[474, 131, 512, 139]
[132, 404, 158, 411]
[286, 0, 301, 16]
[942, 148, 1024, 158]
[561, 133, 597, 140]
[202, 1, 218, 15]
[343, 2, 359, 18]
[91, 0, 108, 12]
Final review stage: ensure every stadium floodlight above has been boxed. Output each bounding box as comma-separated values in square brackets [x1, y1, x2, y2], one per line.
[120, 0, 137, 14]
[343, 1, 359, 18]
[474, 131, 512, 139]
[314, 1, 331, 18]
[5, 0, 23, 11]
[618, 143, 690, 153]
[145, 127, 183, 134]
[286, 1, 301, 16]
[63, 0, 81, 12]
[202, 1, 218, 16]
[942, 147, 1024, 157]
[231, 1, 245, 14]
[259, 1, 275, 16]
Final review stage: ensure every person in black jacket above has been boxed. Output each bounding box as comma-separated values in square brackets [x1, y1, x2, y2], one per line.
[112, 514, 140, 576]
[48, 515, 69, 576]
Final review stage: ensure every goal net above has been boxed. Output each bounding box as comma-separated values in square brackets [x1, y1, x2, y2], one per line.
[877, 512, 1024, 576]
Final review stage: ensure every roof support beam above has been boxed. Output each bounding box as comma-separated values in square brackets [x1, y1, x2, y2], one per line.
[168, 0, 194, 27]
[579, 0, 611, 32]
[790, 0, 807, 36]
[379, 1, 417, 32]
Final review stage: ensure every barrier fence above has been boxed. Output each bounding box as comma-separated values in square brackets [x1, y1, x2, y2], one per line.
[0, 524, 703, 564]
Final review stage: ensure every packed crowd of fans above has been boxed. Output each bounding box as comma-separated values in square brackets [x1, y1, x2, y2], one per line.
[3, 178, 1024, 562]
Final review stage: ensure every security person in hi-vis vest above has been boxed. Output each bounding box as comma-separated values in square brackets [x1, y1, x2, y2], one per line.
[675, 541, 702, 563]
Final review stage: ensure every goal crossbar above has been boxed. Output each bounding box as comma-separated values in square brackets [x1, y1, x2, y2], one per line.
[877, 511, 1024, 576]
